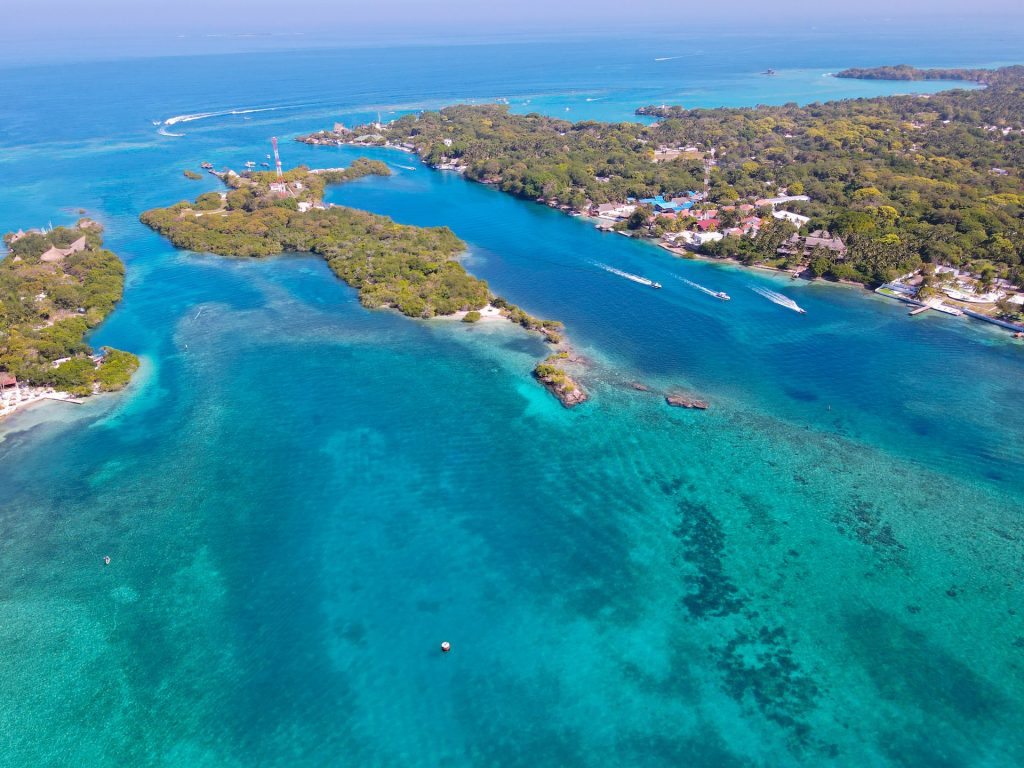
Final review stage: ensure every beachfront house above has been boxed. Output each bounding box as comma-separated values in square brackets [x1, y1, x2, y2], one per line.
[777, 230, 847, 259]
[596, 203, 637, 220]
[671, 230, 725, 247]
[637, 196, 694, 214]
[0, 373, 16, 391]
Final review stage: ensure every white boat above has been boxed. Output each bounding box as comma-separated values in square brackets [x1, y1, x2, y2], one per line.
[681, 278, 730, 301]
[595, 262, 662, 289]
[752, 286, 806, 314]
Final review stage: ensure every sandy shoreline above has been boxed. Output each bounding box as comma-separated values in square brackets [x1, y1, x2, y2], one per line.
[444, 304, 507, 323]
[0, 386, 82, 422]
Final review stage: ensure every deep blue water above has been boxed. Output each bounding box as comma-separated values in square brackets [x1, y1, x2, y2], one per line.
[1, 32, 1023, 767]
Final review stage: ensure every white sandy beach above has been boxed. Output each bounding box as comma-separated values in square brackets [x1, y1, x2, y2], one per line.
[448, 304, 506, 323]
[0, 385, 80, 421]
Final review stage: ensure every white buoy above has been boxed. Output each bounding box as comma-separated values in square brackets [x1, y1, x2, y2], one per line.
[440, 641, 451, 653]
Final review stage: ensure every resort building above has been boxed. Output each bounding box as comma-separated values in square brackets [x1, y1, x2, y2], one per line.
[671, 230, 725, 247]
[777, 230, 847, 259]
[595, 203, 637, 220]
[756, 194, 811, 206]
[637, 195, 695, 214]
[39, 235, 87, 263]
[773, 210, 811, 227]
[737, 216, 763, 236]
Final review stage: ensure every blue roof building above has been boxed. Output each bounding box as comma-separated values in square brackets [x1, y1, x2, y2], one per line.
[638, 195, 690, 213]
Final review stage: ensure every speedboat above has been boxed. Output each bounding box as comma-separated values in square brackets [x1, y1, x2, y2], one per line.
[715, 291, 731, 301]
[652, 282, 662, 289]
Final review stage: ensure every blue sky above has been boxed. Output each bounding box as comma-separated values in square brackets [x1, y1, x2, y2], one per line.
[4, 0, 1023, 64]
[9, 0, 1024, 33]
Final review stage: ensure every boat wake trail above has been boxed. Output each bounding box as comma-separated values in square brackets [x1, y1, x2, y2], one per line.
[156, 104, 312, 135]
[751, 286, 806, 314]
[593, 262, 661, 288]
[680, 278, 730, 301]
[655, 56, 683, 62]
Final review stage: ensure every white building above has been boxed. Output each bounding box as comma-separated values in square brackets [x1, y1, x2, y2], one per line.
[595, 203, 637, 220]
[757, 195, 811, 206]
[773, 210, 811, 227]
[673, 230, 724, 247]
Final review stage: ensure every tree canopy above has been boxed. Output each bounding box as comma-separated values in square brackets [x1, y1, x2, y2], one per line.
[1, 222, 138, 394]
[305, 66, 1024, 287]
[140, 169, 491, 318]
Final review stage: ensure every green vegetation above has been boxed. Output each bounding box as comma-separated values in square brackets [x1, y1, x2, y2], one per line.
[533, 361, 572, 387]
[223, 159, 392, 208]
[301, 107, 705, 210]
[183, 170, 203, 180]
[490, 296, 563, 341]
[94, 348, 139, 391]
[145, 162, 574, 404]
[532, 354, 586, 407]
[1, 222, 138, 395]
[639, 67, 1024, 285]
[835, 65, 1024, 85]
[140, 167, 490, 318]
[309, 66, 1024, 287]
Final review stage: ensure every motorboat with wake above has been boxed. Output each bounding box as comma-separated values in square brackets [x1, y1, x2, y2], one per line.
[681, 278, 730, 301]
[594, 262, 662, 289]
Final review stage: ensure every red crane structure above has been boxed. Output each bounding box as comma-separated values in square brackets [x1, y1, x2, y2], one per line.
[271, 136, 284, 180]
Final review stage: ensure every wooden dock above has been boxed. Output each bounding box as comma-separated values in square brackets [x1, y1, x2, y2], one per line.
[44, 394, 85, 405]
[908, 305, 931, 316]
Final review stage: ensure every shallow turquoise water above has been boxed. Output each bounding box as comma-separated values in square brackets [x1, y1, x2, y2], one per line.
[1, 33, 1023, 767]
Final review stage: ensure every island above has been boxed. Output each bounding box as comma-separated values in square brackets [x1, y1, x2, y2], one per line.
[1, 219, 139, 418]
[532, 352, 587, 408]
[834, 64, 1024, 86]
[298, 64, 1024, 334]
[140, 159, 586, 405]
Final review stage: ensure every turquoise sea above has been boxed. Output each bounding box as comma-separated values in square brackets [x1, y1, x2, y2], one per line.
[1, 30, 1023, 767]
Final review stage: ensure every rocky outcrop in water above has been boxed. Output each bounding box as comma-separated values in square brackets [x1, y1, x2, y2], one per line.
[666, 393, 709, 410]
[533, 354, 588, 408]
